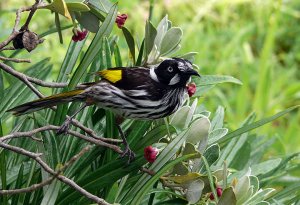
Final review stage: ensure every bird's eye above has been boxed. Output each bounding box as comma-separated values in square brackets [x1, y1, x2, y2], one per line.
[167, 67, 173, 72]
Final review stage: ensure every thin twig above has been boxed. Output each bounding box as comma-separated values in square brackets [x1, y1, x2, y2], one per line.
[0, 125, 123, 154]
[0, 141, 110, 205]
[0, 46, 16, 51]
[0, 145, 92, 195]
[0, 56, 31, 63]
[0, 62, 67, 88]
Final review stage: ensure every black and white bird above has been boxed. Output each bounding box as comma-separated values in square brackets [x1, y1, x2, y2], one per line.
[8, 58, 200, 160]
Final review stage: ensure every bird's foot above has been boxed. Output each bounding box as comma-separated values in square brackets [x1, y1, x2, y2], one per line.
[120, 144, 136, 164]
[56, 117, 72, 135]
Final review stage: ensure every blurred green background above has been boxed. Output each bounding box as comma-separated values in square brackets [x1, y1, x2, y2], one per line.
[0, 0, 299, 155]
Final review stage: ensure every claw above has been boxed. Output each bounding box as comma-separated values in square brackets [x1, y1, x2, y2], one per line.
[56, 118, 71, 135]
[121, 145, 136, 164]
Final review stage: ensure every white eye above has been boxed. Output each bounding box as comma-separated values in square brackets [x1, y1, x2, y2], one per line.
[167, 67, 173, 72]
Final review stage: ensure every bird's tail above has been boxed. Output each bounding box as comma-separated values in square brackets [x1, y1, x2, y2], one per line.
[8, 89, 85, 116]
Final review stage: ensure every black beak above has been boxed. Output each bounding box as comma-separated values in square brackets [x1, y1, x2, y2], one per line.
[185, 69, 201, 77]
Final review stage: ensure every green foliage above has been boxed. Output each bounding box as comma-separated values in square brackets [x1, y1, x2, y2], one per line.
[0, 0, 299, 205]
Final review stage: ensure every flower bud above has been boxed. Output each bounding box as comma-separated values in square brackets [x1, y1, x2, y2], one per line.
[186, 82, 196, 97]
[116, 14, 128, 29]
[72, 28, 88, 42]
[144, 146, 158, 163]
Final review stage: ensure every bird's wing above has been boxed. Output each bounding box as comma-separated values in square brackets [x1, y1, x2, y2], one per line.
[96, 67, 152, 88]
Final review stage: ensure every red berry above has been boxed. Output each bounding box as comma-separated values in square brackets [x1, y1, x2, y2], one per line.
[116, 14, 128, 29]
[186, 82, 196, 97]
[144, 146, 158, 163]
[72, 29, 88, 42]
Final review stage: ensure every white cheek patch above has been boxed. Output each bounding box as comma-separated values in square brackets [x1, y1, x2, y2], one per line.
[178, 62, 185, 71]
[150, 67, 159, 82]
[169, 74, 180, 85]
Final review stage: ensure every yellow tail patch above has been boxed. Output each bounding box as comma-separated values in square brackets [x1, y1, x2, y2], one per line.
[98, 70, 122, 83]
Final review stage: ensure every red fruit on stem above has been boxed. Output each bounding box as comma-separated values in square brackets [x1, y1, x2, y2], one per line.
[144, 146, 158, 163]
[72, 29, 88, 42]
[116, 14, 128, 29]
[187, 82, 196, 97]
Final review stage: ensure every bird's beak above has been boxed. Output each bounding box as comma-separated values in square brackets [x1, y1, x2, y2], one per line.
[185, 69, 201, 77]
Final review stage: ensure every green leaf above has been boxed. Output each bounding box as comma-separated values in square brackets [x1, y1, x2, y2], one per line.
[218, 106, 299, 143]
[44, 0, 71, 19]
[68, 3, 118, 88]
[186, 117, 211, 144]
[186, 179, 204, 204]
[208, 128, 228, 145]
[218, 187, 237, 205]
[75, 11, 100, 33]
[122, 130, 189, 204]
[160, 27, 182, 56]
[199, 144, 220, 173]
[153, 15, 169, 50]
[11, 164, 24, 205]
[194, 75, 243, 86]
[66, 2, 90, 12]
[251, 158, 282, 176]
[177, 52, 198, 63]
[87, 0, 113, 14]
[54, 12, 63, 44]
[122, 27, 136, 64]
[130, 154, 199, 205]
[41, 180, 61, 205]
[144, 21, 157, 63]
[113, 42, 122, 67]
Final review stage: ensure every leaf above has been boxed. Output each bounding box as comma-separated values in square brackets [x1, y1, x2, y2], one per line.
[167, 172, 201, 184]
[41, 180, 61, 205]
[218, 187, 237, 205]
[122, 130, 189, 204]
[122, 27, 136, 63]
[75, 11, 100, 33]
[208, 128, 228, 145]
[194, 75, 243, 86]
[210, 106, 225, 131]
[234, 174, 250, 201]
[68, 3, 118, 88]
[251, 159, 282, 176]
[199, 144, 220, 173]
[54, 12, 63, 44]
[66, 2, 90, 12]
[218, 106, 299, 143]
[153, 15, 169, 50]
[186, 179, 205, 204]
[87, 0, 113, 13]
[170, 106, 190, 130]
[130, 154, 199, 205]
[186, 117, 211, 144]
[144, 20, 157, 63]
[44, 0, 71, 19]
[177, 52, 198, 63]
[160, 27, 182, 56]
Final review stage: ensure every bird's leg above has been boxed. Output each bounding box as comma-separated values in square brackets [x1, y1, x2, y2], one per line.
[116, 124, 136, 163]
[57, 103, 87, 135]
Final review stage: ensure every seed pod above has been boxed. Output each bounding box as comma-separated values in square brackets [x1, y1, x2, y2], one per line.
[22, 31, 39, 52]
[13, 33, 25, 49]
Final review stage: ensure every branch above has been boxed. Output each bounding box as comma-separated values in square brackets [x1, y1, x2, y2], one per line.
[0, 145, 92, 195]
[0, 56, 31, 63]
[0, 142, 110, 205]
[0, 0, 46, 50]
[0, 62, 67, 88]
[0, 125, 123, 154]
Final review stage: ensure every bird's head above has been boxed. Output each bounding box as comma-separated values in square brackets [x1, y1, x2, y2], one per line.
[150, 58, 200, 87]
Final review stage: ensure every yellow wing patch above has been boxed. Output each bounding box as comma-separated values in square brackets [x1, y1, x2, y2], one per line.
[98, 70, 122, 83]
